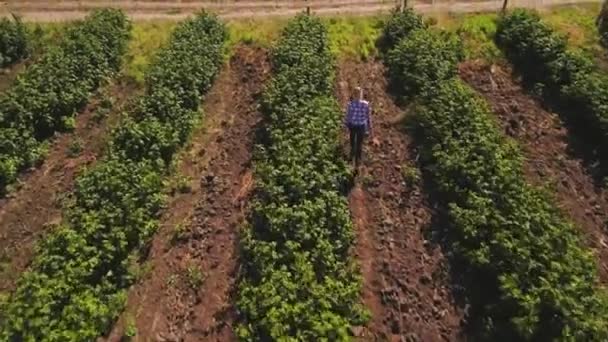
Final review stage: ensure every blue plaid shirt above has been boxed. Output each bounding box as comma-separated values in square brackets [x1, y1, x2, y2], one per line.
[345, 99, 371, 132]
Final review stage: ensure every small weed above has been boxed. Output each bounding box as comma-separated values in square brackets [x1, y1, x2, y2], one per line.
[185, 263, 204, 290]
[401, 164, 420, 187]
[122, 314, 137, 341]
[174, 175, 192, 194]
[171, 223, 189, 245]
[93, 97, 114, 123]
[61, 116, 77, 131]
[361, 173, 374, 188]
[166, 273, 178, 287]
[67, 138, 83, 158]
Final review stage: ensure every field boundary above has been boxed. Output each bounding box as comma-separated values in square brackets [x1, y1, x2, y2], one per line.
[1, 0, 601, 22]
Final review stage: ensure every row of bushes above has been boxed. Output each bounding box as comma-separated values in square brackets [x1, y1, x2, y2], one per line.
[0, 9, 131, 195]
[236, 14, 366, 341]
[0, 14, 28, 68]
[496, 9, 608, 170]
[383, 9, 608, 340]
[0, 12, 227, 341]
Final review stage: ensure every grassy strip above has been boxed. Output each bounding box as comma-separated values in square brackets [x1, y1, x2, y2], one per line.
[0, 12, 226, 341]
[236, 14, 366, 341]
[0, 15, 28, 68]
[0, 9, 131, 195]
[497, 9, 608, 176]
[384, 9, 608, 340]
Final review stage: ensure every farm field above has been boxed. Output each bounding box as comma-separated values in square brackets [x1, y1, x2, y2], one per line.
[1, 1, 608, 341]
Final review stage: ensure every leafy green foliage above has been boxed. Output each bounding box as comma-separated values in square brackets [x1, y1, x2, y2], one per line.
[384, 9, 608, 341]
[0, 14, 28, 67]
[379, 8, 426, 54]
[1, 12, 226, 341]
[236, 14, 366, 341]
[0, 9, 131, 195]
[387, 28, 463, 100]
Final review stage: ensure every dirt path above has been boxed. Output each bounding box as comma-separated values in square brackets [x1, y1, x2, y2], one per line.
[103, 45, 269, 342]
[459, 60, 608, 281]
[336, 59, 464, 342]
[2, 0, 599, 22]
[0, 80, 136, 295]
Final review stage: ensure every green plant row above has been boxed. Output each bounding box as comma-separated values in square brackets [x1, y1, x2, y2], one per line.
[0, 12, 227, 341]
[496, 9, 608, 169]
[236, 14, 366, 341]
[0, 14, 28, 68]
[384, 9, 608, 341]
[0, 9, 131, 195]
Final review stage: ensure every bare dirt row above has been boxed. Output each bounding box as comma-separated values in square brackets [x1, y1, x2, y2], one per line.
[0, 79, 138, 295]
[336, 59, 464, 342]
[104, 45, 270, 342]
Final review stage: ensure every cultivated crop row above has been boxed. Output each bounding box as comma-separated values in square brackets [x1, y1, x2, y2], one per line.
[497, 9, 608, 170]
[383, 9, 608, 340]
[1, 12, 226, 340]
[236, 14, 366, 341]
[0, 9, 131, 195]
[0, 15, 28, 67]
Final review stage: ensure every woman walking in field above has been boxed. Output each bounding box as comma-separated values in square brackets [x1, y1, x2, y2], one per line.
[345, 86, 377, 170]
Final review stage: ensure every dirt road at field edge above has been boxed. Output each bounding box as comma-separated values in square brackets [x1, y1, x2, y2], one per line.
[337, 58, 464, 342]
[1, 0, 600, 22]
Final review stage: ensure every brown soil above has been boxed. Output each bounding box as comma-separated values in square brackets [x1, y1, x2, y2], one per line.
[459, 60, 608, 281]
[103, 45, 270, 342]
[336, 59, 464, 342]
[0, 79, 137, 294]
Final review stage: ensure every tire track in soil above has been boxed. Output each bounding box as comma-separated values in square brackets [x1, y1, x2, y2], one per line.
[336, 59, 464, 342]
[459, 60, 608, 281]
[0, 80, 136, 295]
[103, 45, 270, 342]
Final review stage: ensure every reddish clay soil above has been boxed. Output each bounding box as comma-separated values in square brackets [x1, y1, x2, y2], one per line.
[459, 60, 608, 281]
[336, 59, 464, 342]
[0, 79, 137, 294]
[103, 45, 270, 342]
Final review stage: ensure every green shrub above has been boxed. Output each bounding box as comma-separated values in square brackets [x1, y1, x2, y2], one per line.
[387, 28, 463, 99]
[0, 14, 28, 67]
[380, 8, 426, 53]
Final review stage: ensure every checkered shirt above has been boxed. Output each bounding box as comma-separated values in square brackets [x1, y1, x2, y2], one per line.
[345, 99, 371, 131]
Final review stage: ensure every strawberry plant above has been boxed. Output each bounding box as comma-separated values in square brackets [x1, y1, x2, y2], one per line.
[1, 11, 226, 341]
[236, 14, 366, 341]
[384, 9, 608, 340]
